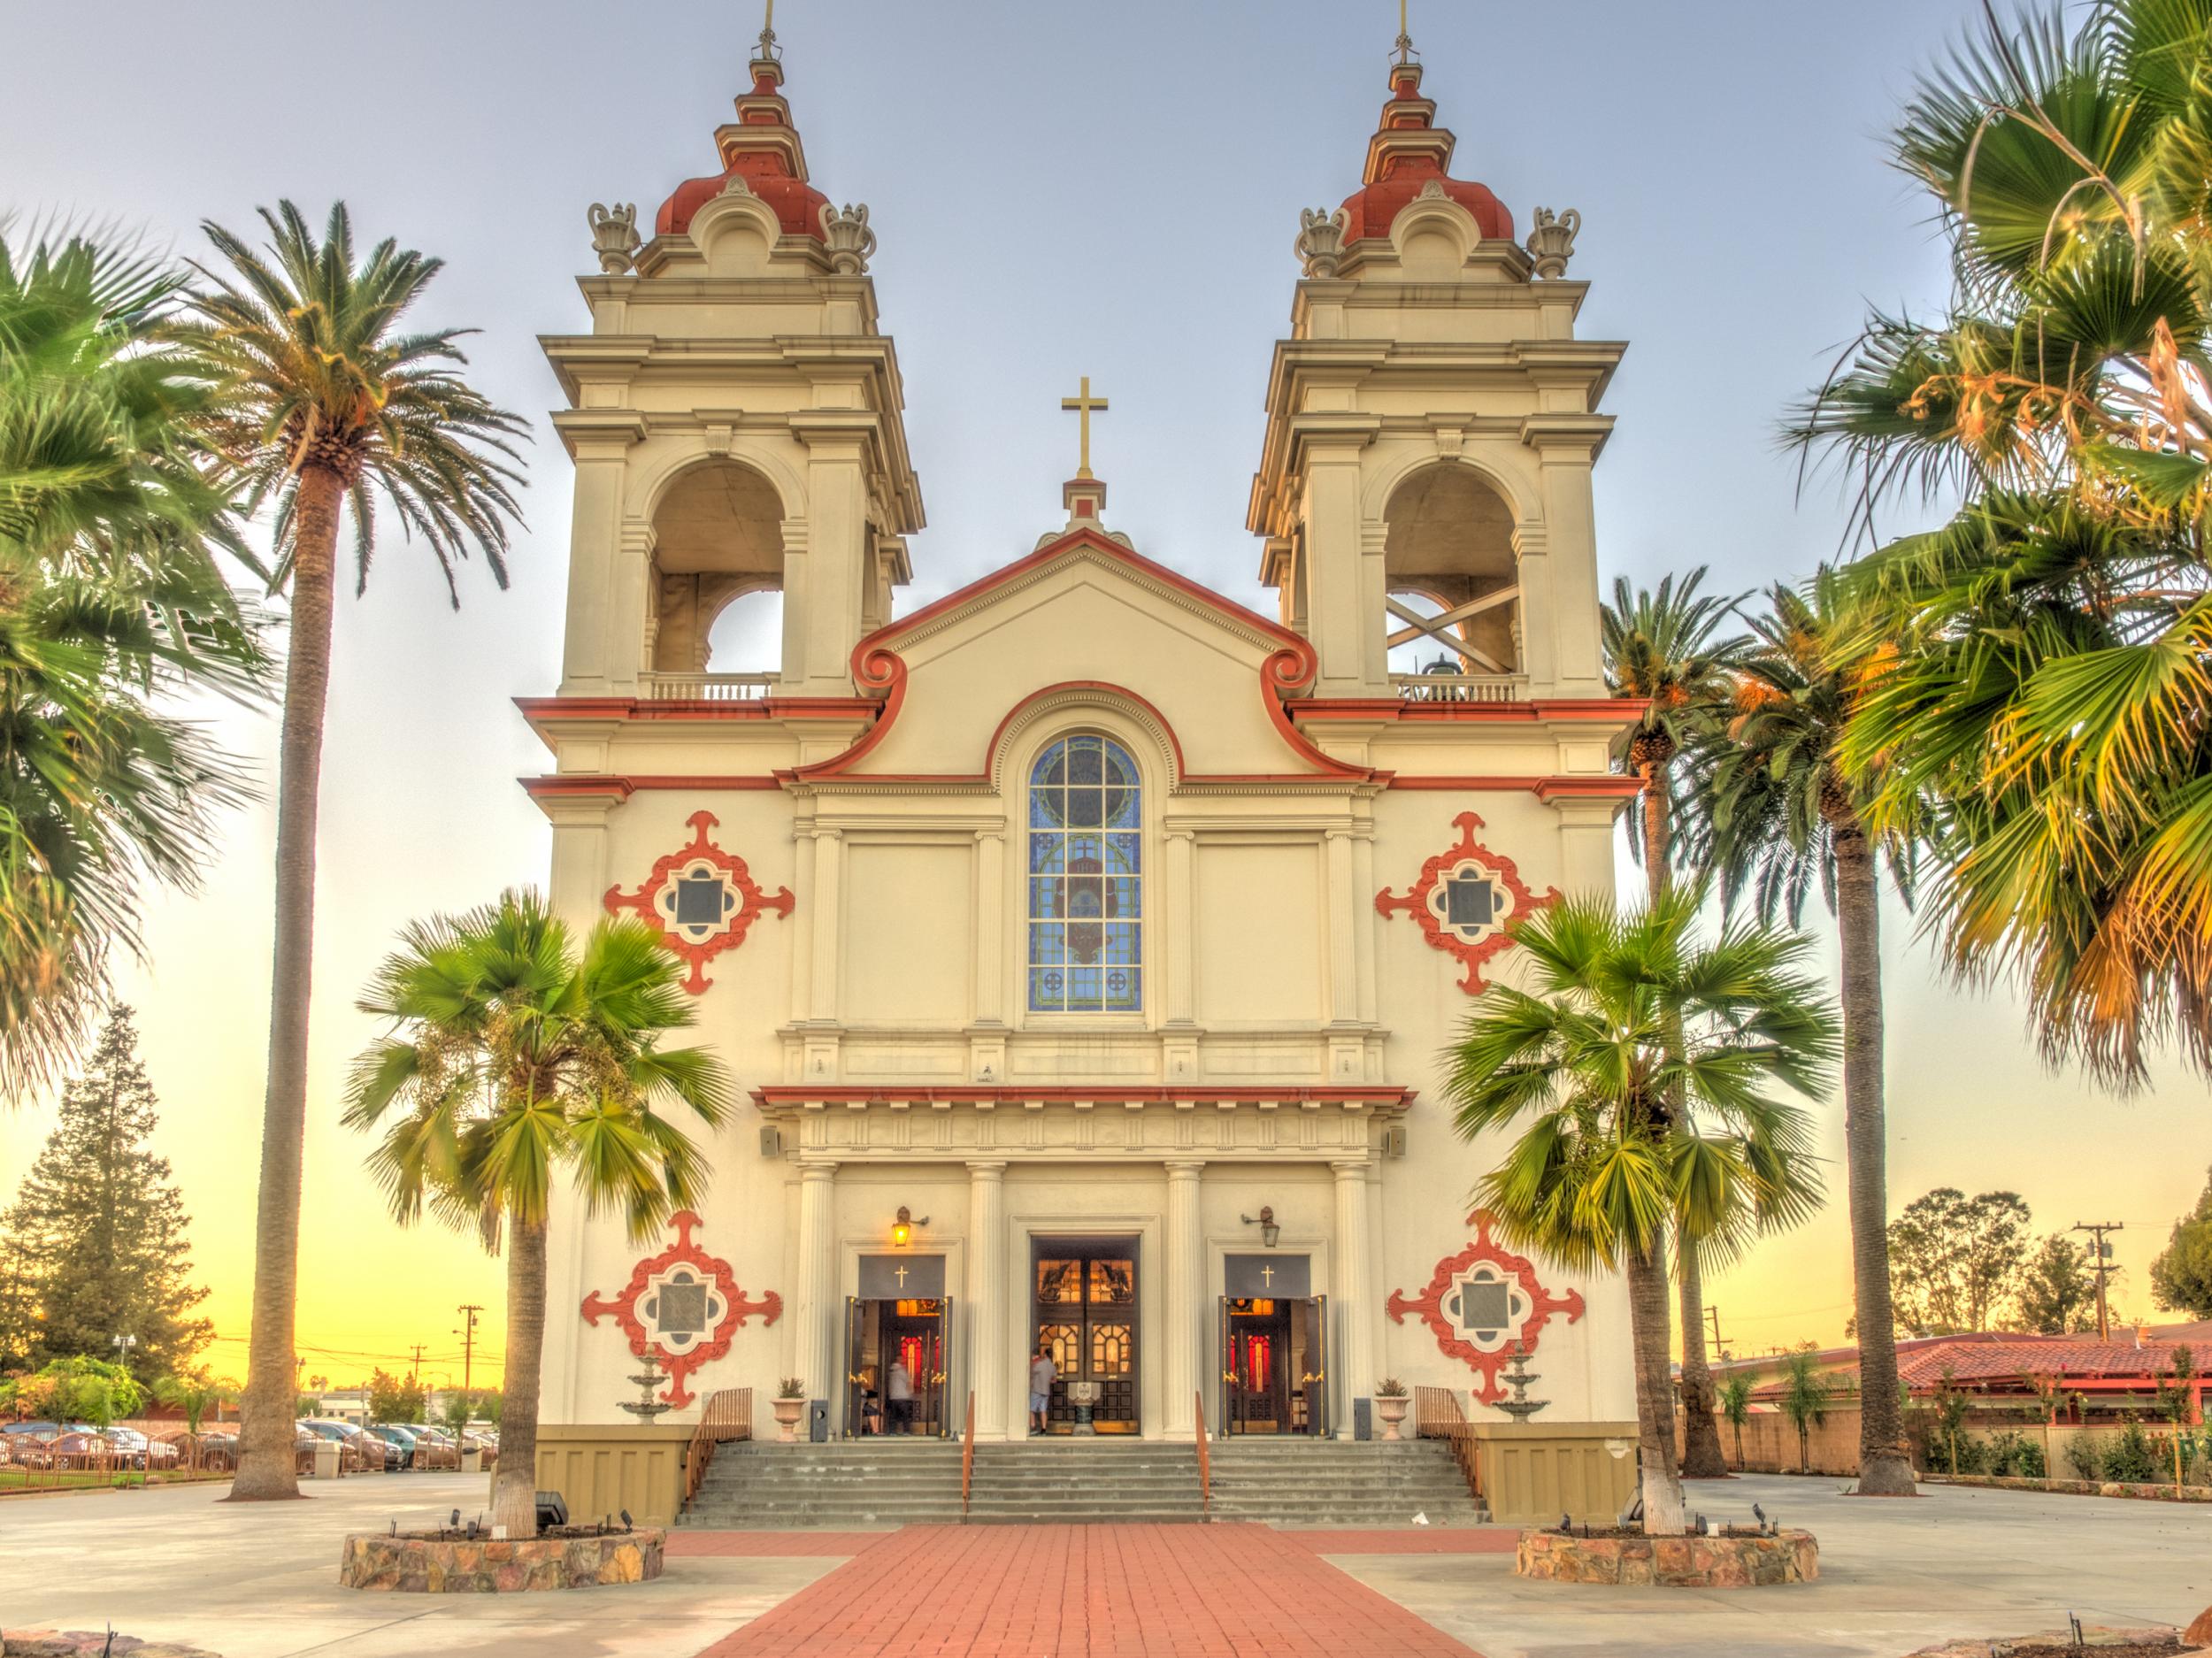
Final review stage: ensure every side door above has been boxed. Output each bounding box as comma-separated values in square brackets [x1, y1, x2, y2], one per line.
[843, 1296, 866, 1438]
[1299, 1296, 1328, 1438]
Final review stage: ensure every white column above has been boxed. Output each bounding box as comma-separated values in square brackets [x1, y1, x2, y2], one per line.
[1332, 1157, 1375, 1438]
[966, 1161, 1008, 1439]
[794, 1162, 839, 1418]
[1164, 1160, 1205, 1439]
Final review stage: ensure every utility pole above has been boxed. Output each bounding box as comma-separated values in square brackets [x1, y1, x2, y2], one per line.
[1705, 1306, 1729, 1362]
[407, 1342, 428, 1382]
[454, 1304, 483, 1397]
[2071, 1223, 2124, 1341]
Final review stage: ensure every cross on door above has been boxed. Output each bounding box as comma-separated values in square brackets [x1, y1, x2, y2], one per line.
[893, 1263, 910, 1289]
[1259, 1264, 1275, 1288]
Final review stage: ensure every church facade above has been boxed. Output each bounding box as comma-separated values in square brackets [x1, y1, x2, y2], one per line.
[528, 23, 1643, 1475]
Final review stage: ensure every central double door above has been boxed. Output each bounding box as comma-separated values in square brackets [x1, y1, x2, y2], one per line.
[843, 1296, 953, 1437]
[1032, 1239, 1140, 1433]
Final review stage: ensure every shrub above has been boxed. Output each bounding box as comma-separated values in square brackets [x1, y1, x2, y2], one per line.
[2016, 1436, 2046, 1479]
[1985, 1431, 2028, 1477]
[2065, 1433, 2102, 1481]
[2102, 1421, 2160, 1484]
[1926, 1430, 1989, 1474]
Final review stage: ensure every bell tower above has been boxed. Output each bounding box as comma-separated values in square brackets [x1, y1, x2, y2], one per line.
[544, 16, 925, 699]
[1247, 31, 1620, 702]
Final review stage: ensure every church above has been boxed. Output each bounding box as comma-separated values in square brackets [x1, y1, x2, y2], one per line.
[526, 12, 1642, 1520]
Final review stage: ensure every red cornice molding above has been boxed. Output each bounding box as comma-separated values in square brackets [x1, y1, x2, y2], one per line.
[515, 695, 877, 725]
[750, 1084, 1417, 1109]
[1288, 696, 1648, 724]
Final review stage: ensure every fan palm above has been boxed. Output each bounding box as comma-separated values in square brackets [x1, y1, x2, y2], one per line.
[0, 230, 265, 1096]
[344, 890, 731, 1536]
[181, 203, 527, 1500]
[1441, 891, 1834, 1534]
[1695, 569, 1921, 1496]
[1601, 567, 1748, 1480]
[1793, 0, 2212, 1090]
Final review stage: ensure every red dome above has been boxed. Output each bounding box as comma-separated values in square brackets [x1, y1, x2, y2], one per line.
[1340, 165, 1512, 244]
[654, 59, 829, 243]
[1338, 61, 1513, 246]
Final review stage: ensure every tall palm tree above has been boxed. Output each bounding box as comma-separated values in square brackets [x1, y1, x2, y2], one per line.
[1793, 0, 2212, 1086]
[1601, 568, 1748, 1480]
[1442, 892, 1834, 1534]
[0, 230, 265, 1094]
[182, 203, 526, 1500]
[344, 891, 731, 1536]
[1697, 569, 1921, 1496]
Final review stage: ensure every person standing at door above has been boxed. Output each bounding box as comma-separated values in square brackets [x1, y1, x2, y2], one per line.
[887, 1357, 915, 1432]
[1029, 1343, 1057, 1437]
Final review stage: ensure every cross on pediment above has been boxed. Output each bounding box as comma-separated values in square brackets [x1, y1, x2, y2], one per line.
[1061, 376, 1109, 480]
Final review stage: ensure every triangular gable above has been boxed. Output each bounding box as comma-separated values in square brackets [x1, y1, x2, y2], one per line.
[796, 527, 1371, 784]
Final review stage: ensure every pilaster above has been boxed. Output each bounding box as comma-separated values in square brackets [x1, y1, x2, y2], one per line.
[1331, 1156, 1375, 1438]
[794, 1161, 839, 1421]
[966, 1161, 1009, 1439]
[1164, 1160, 1204, 1439]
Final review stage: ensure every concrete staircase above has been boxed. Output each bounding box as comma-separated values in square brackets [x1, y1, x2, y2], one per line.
[1207, 1437, 1491, 1526]
[681, 1439, 966, 1529]
[680, 1433, 1487, 1529]
[965, 1440, 1206, 1524]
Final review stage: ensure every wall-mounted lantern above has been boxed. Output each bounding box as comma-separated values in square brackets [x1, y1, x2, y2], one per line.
[891, 1205, 930, 1247]
[1240, 1205, 1281, 1248]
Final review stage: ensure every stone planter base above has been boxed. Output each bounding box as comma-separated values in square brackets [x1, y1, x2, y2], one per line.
[1907, 1626, 2191, 1657]
[4, 1636, 219, 1657]
[1929, 1474, 2212, 1504]
[338, 1528, 664, 1592]
[1516, 1527, 1818, 1588]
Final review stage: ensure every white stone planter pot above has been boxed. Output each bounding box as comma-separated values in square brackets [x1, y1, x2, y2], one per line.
[1375, 1396, 1409, 1441]
[772, 1398, 805, 1444]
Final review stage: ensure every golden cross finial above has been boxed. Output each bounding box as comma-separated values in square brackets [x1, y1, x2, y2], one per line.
[1060, 376, 1109, 480]
[1394, 0, 1416, 64]
[758, 0, 779, 57]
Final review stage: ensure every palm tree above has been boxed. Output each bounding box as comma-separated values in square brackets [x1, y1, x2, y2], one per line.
[1601, 568, 1748, 1480]
[1697, 570, 1921, 1498]
[343, 890, 730, 1536]
[1716, 1370, 1755, 1469]
[155, 1370, 232, 1435]
[0, 231, 265, 1094]
[1794, 3, 2210, 1124]
[1775, 1348, 1832, 1475]
[1440, 891, 1835, 1534]
[182, 203, 526, 1500]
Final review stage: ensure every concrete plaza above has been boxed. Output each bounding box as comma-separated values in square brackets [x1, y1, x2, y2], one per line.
[0, 1471, 2206, 1657]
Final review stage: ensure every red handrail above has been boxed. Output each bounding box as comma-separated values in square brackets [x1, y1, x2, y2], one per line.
[961, 1392, 977, 1516]
[1194, 1391, 1211, 1516]
[683, 1387, 753, 1510]
[1413, 1385, 1482, 1502]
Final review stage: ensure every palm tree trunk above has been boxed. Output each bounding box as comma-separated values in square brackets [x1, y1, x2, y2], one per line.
[230, 464, 343, 1503]
[1625, 1236, 1689, 1534]
[494, 1210, 549, 1539]
[1835, 823, 1916, 1496]
[1640, 756, 1728, 1480]
[1677, 1238, 1727, 1478]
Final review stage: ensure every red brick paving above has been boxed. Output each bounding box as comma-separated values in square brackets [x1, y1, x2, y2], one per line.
[669, 1531, 895, 1557]
[689, 1523, 1486, 1658]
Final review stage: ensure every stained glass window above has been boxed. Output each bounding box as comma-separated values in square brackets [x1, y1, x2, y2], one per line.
[1027, 735, 1141, 1012]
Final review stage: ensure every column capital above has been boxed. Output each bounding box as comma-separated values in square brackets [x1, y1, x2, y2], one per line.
[1164, 1158, 1206, 1179]
[965, 1159, 1008, 1179]
[798, 1159, 840, 1183]
[1328, 1155, 1371, 1178]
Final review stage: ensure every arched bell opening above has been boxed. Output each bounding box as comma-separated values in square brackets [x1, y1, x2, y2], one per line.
[703, 587, 785, 675]
[646, 459, 786, 676]
[1382, 464, 1522, 685]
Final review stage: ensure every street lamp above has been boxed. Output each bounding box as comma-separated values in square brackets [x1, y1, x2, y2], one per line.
[111, 1332, 137, 1363]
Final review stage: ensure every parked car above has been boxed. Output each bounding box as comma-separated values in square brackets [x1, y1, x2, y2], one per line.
[103, 1426, 179, 1469]
[364, 1424, 419, 1470]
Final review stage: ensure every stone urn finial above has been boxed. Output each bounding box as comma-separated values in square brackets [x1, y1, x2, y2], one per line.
[820, 203, 877, 274]
[588, 203, 641, 275]
[1526, 207, 1581, 279]
[1296, 206, 1349, 279]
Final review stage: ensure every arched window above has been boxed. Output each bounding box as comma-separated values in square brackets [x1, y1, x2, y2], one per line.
[1027, 735, 1141, 1013]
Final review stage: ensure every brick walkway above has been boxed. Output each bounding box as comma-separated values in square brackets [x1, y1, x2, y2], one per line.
[690, 1524, 1486, 1658]
[669, 1531, 895, 1557]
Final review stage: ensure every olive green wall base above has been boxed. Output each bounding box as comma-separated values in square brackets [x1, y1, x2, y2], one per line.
[534, 1424, 694, 1530]
[1471, 1421, 1640, 1525]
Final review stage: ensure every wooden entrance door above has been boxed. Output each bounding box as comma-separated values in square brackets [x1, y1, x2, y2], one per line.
[1032, 1240, 1140, 1433]
[1217, 1293, 1328, 1436]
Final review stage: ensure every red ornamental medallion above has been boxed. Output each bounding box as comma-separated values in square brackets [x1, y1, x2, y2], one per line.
[1375, 810, 1555, 994]
[1386, 1209, 1585, 1405]
[604, 810, 793, 994]
[580, 1209, 780, 1409]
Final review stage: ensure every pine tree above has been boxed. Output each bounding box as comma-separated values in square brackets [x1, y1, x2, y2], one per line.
[0, 1006, 211, 1378]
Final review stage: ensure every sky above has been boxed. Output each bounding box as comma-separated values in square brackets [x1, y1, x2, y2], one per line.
[2, 0, 2208, 1389]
